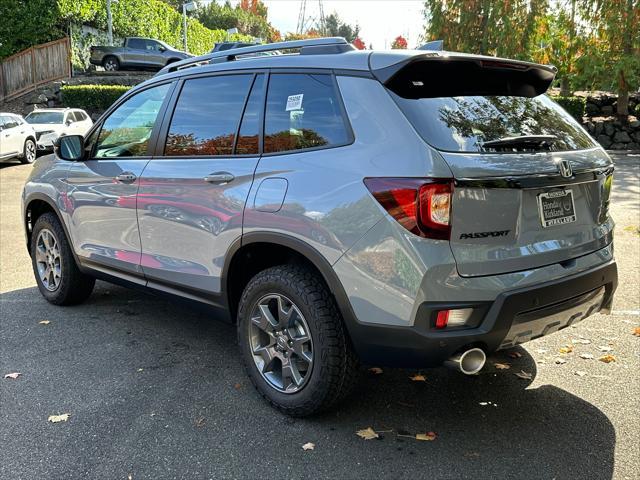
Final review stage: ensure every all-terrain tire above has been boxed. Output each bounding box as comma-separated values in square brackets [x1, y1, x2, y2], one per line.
[30, 212, 95, 305]
[237, 264, 358, 416]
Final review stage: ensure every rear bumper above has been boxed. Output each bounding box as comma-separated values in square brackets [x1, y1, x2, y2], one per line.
[346, 260, 617, 368]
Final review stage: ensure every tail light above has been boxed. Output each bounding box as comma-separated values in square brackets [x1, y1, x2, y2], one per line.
[364, 178, 452, 240]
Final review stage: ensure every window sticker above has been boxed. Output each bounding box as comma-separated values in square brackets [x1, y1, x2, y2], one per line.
[286, 94, 304, 111]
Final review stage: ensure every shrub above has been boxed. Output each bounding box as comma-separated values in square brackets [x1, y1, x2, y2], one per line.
[552, 96, 586, 120]
[61, 84, 131, 111]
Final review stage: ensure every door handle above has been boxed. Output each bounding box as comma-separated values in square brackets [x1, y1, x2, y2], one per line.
[115, 172, 137, 183]
[204, 172, 235, 185]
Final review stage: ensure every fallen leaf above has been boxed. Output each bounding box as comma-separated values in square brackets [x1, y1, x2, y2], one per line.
[633, 327, 640, 337]
[559, 345, 574, 354]
[579, 353, 594, 360]
[574, 371, 587, 377]
[195, 417, 205, 427]
[233, 383, 242, 390]
[302, 442, 315, 450]
[4, 372, 21, 379]
[507, 351, 522, 359]
[137, 368, 144, 372]
[416, 432, 437, 441]
[48, 413, 70, 423]
[39, 320, 50, 325]
[356, 427, 379, 440]
[410, 374, 426, 382]
[514, 370, 532, 380]
[494, 363, 511, 370]
[598, 354, 616, 363]
[368, 367, 383, 375]
[597, 346, 613, 352]
[555, 358, 567, 364]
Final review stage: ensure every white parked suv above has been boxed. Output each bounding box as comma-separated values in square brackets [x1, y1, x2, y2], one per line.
[0, 113, 37, 164]
[24, 108, 93, 152]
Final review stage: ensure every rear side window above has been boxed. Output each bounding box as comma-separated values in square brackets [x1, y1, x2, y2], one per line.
[235, 74, 265, 155]
[128, 38, 146, 49]
[264, 73, 351, 154]
[391, 93, 595, 152]
[165, 74, 253, 156]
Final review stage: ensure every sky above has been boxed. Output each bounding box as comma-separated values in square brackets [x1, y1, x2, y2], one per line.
[239, 0, 427, 49]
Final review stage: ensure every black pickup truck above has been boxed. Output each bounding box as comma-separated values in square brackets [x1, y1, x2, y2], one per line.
[89, 37, 191, 71]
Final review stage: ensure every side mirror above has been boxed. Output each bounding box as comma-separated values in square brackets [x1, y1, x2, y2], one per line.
[158, 46, 166, 52]
[65, 120, 73, 126]
[55, 135, 85, 161]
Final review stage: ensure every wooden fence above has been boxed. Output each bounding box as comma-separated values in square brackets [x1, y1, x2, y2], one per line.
[0, 38, 71, 103]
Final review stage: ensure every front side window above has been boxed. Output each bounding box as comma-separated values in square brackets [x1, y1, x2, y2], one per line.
[95, 83, 171, 158]
[164, 74, 253, 156]
[264, 73, 351, 154]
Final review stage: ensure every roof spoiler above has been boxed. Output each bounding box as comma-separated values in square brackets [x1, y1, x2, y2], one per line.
[418, 40, 444, 51]
[372, 53, 557, 99]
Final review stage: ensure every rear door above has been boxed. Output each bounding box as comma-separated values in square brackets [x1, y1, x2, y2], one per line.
[383, 55, 614, 277]
[124, 38, 148, 67]
[137, 72, 265, 297]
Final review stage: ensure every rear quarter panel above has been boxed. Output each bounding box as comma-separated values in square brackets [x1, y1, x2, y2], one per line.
[243, 75, 453, 264]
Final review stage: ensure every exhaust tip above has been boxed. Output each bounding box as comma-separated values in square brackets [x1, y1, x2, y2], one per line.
[446, 348, 486, 375]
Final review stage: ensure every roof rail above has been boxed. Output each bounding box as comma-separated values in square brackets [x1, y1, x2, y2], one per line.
[156, 37, 353, 76]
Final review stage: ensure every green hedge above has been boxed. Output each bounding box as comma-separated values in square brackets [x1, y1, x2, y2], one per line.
[57, 0, 250, 56]
[552, 96, 586, 120]
[1, 0, 251, 60]
[61, 85, 131, 111]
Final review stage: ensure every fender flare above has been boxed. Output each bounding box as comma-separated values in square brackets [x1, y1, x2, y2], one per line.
[222, 231, 362, 336]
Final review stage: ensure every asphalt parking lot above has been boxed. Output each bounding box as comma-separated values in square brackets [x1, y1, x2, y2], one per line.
[1, 153, 638, 480]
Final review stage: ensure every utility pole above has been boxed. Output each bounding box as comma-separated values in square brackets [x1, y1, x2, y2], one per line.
[106, 0, 113, 46]
[296, 0, 307, 35]
[182, 2, 196, 52]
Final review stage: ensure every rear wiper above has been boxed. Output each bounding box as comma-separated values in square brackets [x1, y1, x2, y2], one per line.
[481, 135, 557, 151]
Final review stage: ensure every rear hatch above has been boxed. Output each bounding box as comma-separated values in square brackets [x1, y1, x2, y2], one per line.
[374, 52, 614, 277]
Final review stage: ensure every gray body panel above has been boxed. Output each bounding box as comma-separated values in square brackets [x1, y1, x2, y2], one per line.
[137, 157, 258, 295]
[65, 159, 149, 276]
[22, 42, 617, 365]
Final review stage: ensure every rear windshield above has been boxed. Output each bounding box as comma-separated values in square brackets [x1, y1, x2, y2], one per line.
[391, 93, 596, 152]
[25, 112, 64, 124]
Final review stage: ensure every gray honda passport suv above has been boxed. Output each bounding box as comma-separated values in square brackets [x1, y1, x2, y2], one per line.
[22, 38, 618, 416]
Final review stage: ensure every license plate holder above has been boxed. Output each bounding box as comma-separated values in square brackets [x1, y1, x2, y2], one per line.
[538, 189, 576, 227]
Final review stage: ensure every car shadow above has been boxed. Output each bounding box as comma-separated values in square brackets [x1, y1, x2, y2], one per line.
[1, 282, 615, 479]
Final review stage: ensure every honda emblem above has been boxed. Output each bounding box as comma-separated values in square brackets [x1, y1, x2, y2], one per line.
[557, 159, 573, 178]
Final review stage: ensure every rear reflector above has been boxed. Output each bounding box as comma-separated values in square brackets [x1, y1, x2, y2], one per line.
[435, 310, 449, 329]
[435, 308, 474, 329]
[364, 178, 452, 240]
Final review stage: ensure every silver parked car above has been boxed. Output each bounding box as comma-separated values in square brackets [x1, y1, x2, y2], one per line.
[0, 113, 37, 164]
[22, 38, 618, 416]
